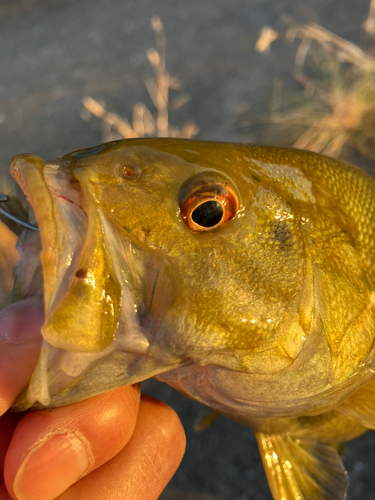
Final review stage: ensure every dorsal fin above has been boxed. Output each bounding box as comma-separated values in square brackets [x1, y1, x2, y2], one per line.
[255, 432, 348, 499]
[337, 377, 375, 429]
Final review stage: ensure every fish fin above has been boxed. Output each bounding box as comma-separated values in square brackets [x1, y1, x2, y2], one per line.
[337, 377, 375, 429]
[193, 411, 219, 432]
[255, 432, 348, 500]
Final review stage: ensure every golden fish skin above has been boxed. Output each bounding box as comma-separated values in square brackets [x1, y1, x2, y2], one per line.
[9, 139, 375, 500]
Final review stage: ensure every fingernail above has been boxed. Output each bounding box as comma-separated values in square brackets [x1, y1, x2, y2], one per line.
[13, 432, 92, 500]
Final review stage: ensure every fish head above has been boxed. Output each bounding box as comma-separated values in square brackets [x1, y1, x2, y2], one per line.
[10, 139, 375, 418]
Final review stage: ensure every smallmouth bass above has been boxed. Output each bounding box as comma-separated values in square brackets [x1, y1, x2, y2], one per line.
[8, 139, 375, 499]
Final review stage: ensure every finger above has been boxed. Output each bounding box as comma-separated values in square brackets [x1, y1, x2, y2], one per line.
[0, 296, 44, 416]
[58, 395, 186, 500]
[4, 384, 141, 500]
[1, 414, 26, 500]
[0, 483, 13, 500]
[0, 413, 23, 480]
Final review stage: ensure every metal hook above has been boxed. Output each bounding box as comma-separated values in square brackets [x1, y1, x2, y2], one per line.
[0, 194, 39, 231]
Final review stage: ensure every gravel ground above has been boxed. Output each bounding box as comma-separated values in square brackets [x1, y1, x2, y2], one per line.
[1, 0, 374, 499]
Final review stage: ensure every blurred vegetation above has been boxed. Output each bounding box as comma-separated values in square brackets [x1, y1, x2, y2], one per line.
[254, 0, 375, 163]
[81, 16, 199, 142]
[82, 4, 375, 167]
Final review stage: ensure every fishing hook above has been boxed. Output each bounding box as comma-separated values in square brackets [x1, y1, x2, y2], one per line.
[0, 193, 39, 231]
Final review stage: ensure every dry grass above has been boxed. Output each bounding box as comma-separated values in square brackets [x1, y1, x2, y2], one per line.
[82, 16, 199, 142]
[255, 26, 278, 54]
[364, 0, 375, 36]
[255, 0, 375, 161]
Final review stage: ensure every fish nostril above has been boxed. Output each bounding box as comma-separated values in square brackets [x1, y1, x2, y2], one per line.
[121, 163, 141, 180]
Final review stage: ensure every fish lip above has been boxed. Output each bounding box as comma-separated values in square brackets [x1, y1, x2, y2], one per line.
[10, 154, 88, 317]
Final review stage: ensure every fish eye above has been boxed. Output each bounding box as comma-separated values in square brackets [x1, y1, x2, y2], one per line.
[179, 174, 238, 232]
[192, 200, 223, 227]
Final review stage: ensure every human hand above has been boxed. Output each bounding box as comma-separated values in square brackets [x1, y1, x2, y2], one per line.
[0, 296, 186, 500]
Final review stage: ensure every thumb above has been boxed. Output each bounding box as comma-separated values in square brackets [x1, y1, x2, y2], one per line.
[0, 296, 44, 415]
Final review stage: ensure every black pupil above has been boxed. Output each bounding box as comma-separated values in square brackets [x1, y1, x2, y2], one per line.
[192, 200, 223, 227]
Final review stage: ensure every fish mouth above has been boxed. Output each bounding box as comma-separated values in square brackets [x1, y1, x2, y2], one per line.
[10, 154, 89, 328]
[10, 154, 132, 355]
[10, 154, 181, 410]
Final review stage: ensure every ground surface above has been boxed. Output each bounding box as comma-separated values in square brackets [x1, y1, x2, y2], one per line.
[0, 0, 374, 499]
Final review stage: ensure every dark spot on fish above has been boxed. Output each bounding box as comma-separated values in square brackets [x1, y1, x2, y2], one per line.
[76, 268, 88, 279]
[251, 174, 261, 183]
[270, 220, 293, 250]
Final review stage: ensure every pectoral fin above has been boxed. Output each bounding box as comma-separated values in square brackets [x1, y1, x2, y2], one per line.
[193, 411, 219, 432]
[255, 433, 348, 500]
[337, 377, 375, 429]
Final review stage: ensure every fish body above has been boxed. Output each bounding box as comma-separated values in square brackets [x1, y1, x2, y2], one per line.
[9, 139, 375, 499]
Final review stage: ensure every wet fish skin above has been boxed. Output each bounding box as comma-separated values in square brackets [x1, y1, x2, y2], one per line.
[9, 139, 375, 500]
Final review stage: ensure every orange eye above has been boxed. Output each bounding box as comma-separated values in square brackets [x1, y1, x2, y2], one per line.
[180, 174, 238, 232]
